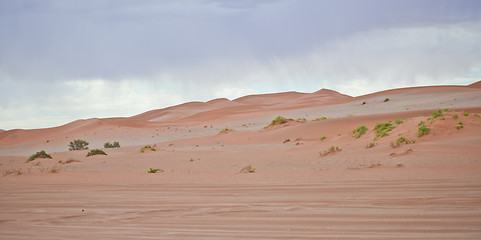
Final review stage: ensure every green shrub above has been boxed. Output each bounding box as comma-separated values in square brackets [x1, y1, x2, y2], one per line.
[374, 121, 395, 140]
[456, 121, 464, 130]
[320, 136, 326, 141]
[266, 116, 287, 128]
[391, 136, 415, 148]
[104, 141, 120, 148]
[453, 114, 459, 119]
[219, 128, 232, 134]
[366, 142, 376, 149]
[395, 119, 404, 124]
[148, 168, 161, 173]
[28, 150, 52, 162]
[443, 108, 451, 112]
[319, 146, 342, 156]
[474, 113, 480, 118]
[432, 110, 443, 118]
[296, 118, 307, 121]
[313, 117, 328, 121]
[418, 124, 430, 137]
[68, 139, 89, 151]
[86, 149, 107, 157]
[352, 125, 368, 138]
[464, 111, 469, 116]
[140, 145, 156, 153]
[240, 165, 256, 173]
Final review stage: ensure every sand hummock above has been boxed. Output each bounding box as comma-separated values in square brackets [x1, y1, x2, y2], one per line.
[1, 82, 481, 239]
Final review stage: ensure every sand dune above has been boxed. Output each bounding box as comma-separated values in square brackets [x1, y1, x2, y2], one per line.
[1, 82, 481, 239]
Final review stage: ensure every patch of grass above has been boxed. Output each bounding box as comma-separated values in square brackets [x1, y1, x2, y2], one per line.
[443, 108, 451, 112]
[68, 139, 89, 151]
[62, 158, 81, 164]
[374, 121, 395, 140]
[320, 136, 326, 141]
[439, 117, 445, 120]
[86, 149, 107, 157]
[366, 142, 376, 149]
[296, 118, 307, 121]
[148, 168, 162, 173]
[453, 114, 459, 119]
[352, 125, 368, 138]
[219, 128, 232, 134]
[319, 146, 342, 156]
[28, 150, 52, 162]
[474, 113, 480, 118]
[432, 109, 443, 118]
[312, 117, 328, 121]
[104, 141, 120, 148]
[336, 133, 342, 136]
[240, 165, 256, 173]
[456, 121, 464, 130]
[395, 119, 404, 124]
[266, 116, 288, 128]
[391, 136, 415, 148]
[140, 145, 156, 153]
[418, 121, 425, 126]
[464, 111, 469, 116]
[418, 124, 430, 137]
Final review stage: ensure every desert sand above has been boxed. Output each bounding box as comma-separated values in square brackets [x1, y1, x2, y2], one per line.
[1, 82, 481, 239]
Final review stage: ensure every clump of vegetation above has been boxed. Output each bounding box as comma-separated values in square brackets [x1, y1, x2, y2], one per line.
[86, 149, 107, 157]
[384, 98, 390, 102]
[312, 117, 328, 121]
[418, 124, 430, 137]
[140, 145, 156, 153]
[453, 114, 459, 119]
[395, 119, 404, 124]
[464, 111, 469, 117]
[319, 146, 342, 156]
[240, 165, 256, 173]
[219, 128, 232, 134]
[366, 142, 376, 149]
[391, 136, 415, 148]
[456, 122, 464, 130]
[27, 150, 52, 162]
[352, 125, 368, 138]
[320, 136, 327, 141]
[104, 141, 120, 148]
[443, 108, 451, 112]
[474, 113, 480, 118]
[296, 118, 307, 121]
[336, 133, 342, 136]
[374, 121, 395, 140]
[432, 109, 443, 118]
[266, 116, 288, 128]
[148, 168, 162, 173]
[62, 158, 81, 164]
[68, 139, 89, 151]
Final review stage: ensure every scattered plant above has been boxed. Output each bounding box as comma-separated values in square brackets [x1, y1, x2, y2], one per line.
[319, 146, 342, 156]
[474, 113, 480, 118]
[366, 142, 376, 149]
[148, 168, 162, 173]
[62, 159, 81, 164]
[336, 133, 342, 136]
[352, 125, 368, 138]
[68, 139, 89, 151]
[104, 141, 120, 148]
[296, 118, 307, 121]
[391, 136, 415, 148]
[418, 124, 430, 137]
[266, 116, 288, 128]
[443, 108, 451, 112]
[395, 119, 404, 124]
[320, 136, 327, 141]
[140, 145, 156, 153]
[456, 121, 464, 130]
[432, 109, 443, 118]
[374, 121, 395, 140]
[86, 149, 107, 157]
[240, 165, 256, 173]
[219, 128, 232, 134]
[464, 111, 469, 116]
[28, 150, 52, 162]
[384, 98, 390, 102]
[453, 114, 459, 119]
[313, 117, 328, 121]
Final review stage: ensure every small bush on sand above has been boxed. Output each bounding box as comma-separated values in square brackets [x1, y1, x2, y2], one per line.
[443, 108, 451, 112]
[464, 111, 469, 116]
[374, 121, 395, 140]
[391, 136, 415, 148]
[219, 128, 232, 134]
[366, 142, 376, 149]
[395, 119, 404, 124]
[104, 141, 120, 148]
[68, 139, 89, 151]
[320, 136, 326, 141]
[456, 122, 464, 130]
[28, 150, 52, 162]
[474, 113, 480, 118]
[453, 114, 459, 119]
[418, 124, 430, 137]
[313, 117, 328, 121]
[266, 116, 288, 128]
[148, 168, 162, 173]
[240, 165, 256, 173]
[319, 146, 342, 156]
[432, 109, 443, 118]
[140, 145, 156, 153]
[352, 125, 368, 138]
[86, 149, 107, 157]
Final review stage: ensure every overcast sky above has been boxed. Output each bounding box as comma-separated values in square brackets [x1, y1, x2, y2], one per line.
[1, 0, 481, 130]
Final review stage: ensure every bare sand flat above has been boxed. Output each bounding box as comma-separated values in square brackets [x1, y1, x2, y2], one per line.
[1, 83, 481, 239]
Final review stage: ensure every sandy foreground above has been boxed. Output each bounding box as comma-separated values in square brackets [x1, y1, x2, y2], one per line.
[1, 83, 481, 239]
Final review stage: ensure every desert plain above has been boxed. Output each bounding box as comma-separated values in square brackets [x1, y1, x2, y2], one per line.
[1, 82, 481, 239]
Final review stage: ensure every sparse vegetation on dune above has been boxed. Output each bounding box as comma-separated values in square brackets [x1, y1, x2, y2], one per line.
[391, 136, 415, 148]
[219, 128, 232, 134]
[312, 117, 328, 121]
[432, 109, 443, 118]
[320, 136, 326, 141]
[366, 142, 376, 149]
[475, 113, 480, 118]
[418, 124, 430, 137]
[395, 119, 404, 124]
[352, 125, 368, 138]
[68, 139, 89, 151]
[464, 111, 469, 116]
[456, 122, 464, 130]
[453, 114, 459, 119]
[140, 145, 156, 153]
[28, 150, 52, 162]
[104, 141, 120, 148]
[148, 168, 162, 173]
[374, 121, 395, 140]
[86, 149, 107, 157]
[319, 146, 342, 156]
[240, 165, 256, 173]
[266, 116, 288, 128]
